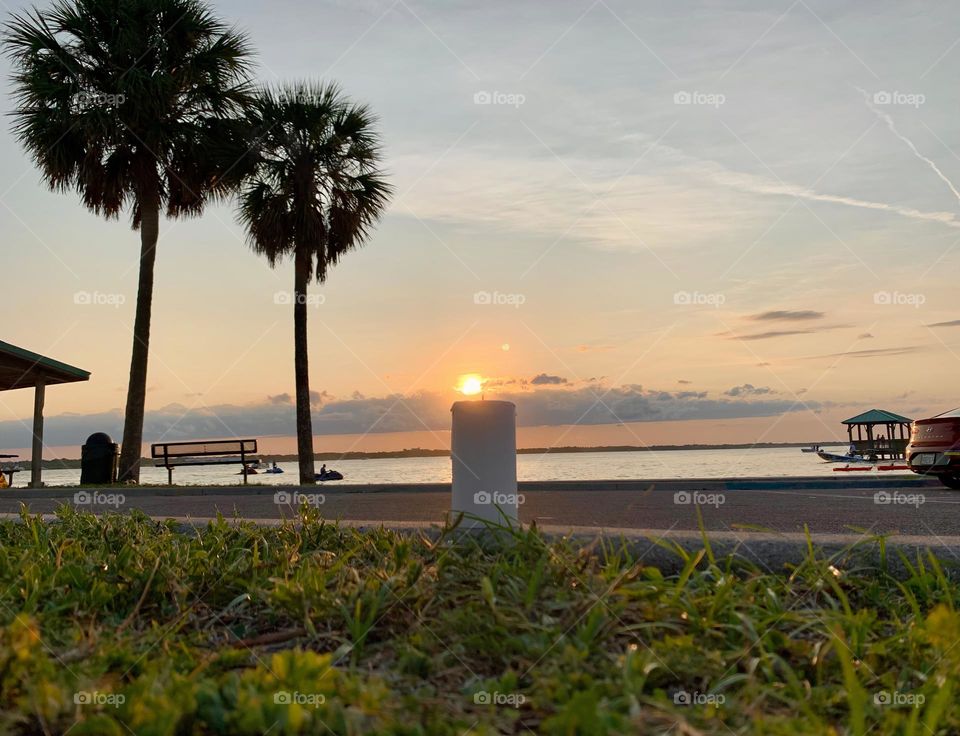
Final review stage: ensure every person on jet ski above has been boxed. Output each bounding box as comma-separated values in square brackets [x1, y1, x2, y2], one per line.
[319, 464, 327, 476]
[272, 462, 279, 471]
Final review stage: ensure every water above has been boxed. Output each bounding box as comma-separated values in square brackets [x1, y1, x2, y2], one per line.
[26, 446, 856, 487]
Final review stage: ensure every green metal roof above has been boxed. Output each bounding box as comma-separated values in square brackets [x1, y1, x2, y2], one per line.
[0, 340, 90, 391]
[842, 409, 912, 425]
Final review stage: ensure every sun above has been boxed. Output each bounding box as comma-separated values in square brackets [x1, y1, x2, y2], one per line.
[457, 374, 484, 396]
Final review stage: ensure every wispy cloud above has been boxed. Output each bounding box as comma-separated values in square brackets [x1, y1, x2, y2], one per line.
[802, 345, 923, 360]
[726, 329, 816, 340]
[747, 310, 824, 321]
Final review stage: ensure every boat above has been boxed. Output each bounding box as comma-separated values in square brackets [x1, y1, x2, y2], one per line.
[817, 450, 875, 464]
[800, 444, 822, 453]
[263, 466, 284, 474]
[316, 469, 343, 481]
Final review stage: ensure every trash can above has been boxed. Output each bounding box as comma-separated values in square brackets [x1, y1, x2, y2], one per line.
[80, 432, 119, 485]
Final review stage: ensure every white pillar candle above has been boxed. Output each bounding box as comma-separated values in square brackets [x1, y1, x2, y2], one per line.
[450, 400, 518, 527]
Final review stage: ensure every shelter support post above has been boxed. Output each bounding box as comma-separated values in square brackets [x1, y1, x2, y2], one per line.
[30, 375, 45, 488]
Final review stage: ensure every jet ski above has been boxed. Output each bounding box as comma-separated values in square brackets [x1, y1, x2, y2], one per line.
[316, 469, 343, 481]
[263, 467, 285, 474]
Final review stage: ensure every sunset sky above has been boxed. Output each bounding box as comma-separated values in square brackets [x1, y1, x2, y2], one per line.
[3, 0, 960, 456]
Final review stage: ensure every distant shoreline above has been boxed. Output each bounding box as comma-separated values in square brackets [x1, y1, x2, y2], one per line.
[34, 441, 842, 469]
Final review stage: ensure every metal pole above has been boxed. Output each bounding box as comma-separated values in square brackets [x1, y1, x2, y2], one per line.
[30, 376, 46, 488]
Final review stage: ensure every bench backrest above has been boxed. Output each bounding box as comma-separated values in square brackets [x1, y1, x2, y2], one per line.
[151, 439, 257, 460]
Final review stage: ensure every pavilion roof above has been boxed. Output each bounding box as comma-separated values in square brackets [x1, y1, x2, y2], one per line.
[0, 340, 90, 391]
[841, 409, 912, 425]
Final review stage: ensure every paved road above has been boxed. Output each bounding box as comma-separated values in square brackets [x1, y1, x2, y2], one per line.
[1, 477, 956, 537]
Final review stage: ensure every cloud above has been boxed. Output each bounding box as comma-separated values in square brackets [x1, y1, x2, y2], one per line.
[927, 320, 960, 328]
[725, 322, 852, 340]
[677, 379, 692, 384]
[724, 384, 776, 397]
[675, 391, 708, 399]
[267, 393, 292, 405]
[0, 384, 821, 447]
[803, 346, 923, 360]
[530, 373, 568, 385]
[728, 329, 815, 340]
[858, 333, 875, 339]
[747, 310, 824, 322]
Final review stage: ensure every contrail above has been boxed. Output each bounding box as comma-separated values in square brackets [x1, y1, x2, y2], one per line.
[715, 170, 960, 229]
[859, 87, 960, 206]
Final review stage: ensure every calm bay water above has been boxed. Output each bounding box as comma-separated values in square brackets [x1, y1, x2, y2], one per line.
[26, 446, 855, 487]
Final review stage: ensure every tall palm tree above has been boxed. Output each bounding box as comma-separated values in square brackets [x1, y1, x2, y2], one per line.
[237, 82, 391, 484]
[4, 0, 254, 481]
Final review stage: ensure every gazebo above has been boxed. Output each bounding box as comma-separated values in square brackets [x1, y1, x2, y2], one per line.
[0, 340, 90, 487]
[842, 409, 912, 460]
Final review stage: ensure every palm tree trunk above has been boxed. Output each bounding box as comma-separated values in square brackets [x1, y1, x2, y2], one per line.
[293, 247, 317, 484]
[117, 187, 160, 483]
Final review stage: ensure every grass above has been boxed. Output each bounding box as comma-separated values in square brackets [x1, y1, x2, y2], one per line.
[0, 507, 958, 734]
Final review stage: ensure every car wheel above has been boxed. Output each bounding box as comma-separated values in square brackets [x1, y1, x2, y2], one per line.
[939, 475, 960, 490]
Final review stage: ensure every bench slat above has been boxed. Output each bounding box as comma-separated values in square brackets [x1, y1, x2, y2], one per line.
[153, 456, 260, 467]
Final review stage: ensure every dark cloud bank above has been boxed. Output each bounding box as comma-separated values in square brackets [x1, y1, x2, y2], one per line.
[0, 385, 821, 447]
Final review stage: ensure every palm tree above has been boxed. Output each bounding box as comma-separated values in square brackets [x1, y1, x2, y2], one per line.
[237, 82, 391, 484]
[4, 0, 255, 482]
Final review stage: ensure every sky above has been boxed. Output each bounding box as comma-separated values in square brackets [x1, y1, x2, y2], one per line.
[3, 0, 960, 457]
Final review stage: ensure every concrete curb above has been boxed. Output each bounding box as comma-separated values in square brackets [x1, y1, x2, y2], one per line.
[1, 474, 941, 499]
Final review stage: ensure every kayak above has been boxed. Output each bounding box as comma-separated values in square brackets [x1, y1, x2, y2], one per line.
[316, 470, 343, 481]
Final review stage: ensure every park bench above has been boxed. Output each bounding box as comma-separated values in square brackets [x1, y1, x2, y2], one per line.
[151, 439, 259, 485]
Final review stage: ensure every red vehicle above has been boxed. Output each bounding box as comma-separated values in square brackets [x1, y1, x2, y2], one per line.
[906, 409, 960, 489]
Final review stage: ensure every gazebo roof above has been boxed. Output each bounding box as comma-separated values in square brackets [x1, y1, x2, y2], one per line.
[841, 409, 912, 425]
[0, 340, 90, 391]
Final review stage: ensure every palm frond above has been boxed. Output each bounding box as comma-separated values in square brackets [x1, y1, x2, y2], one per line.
[236, 82, 392, 279]
[3, 0, 257, 227]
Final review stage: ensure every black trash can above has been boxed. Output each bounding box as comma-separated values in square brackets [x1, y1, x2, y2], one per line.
[80, 432, 119, 485]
